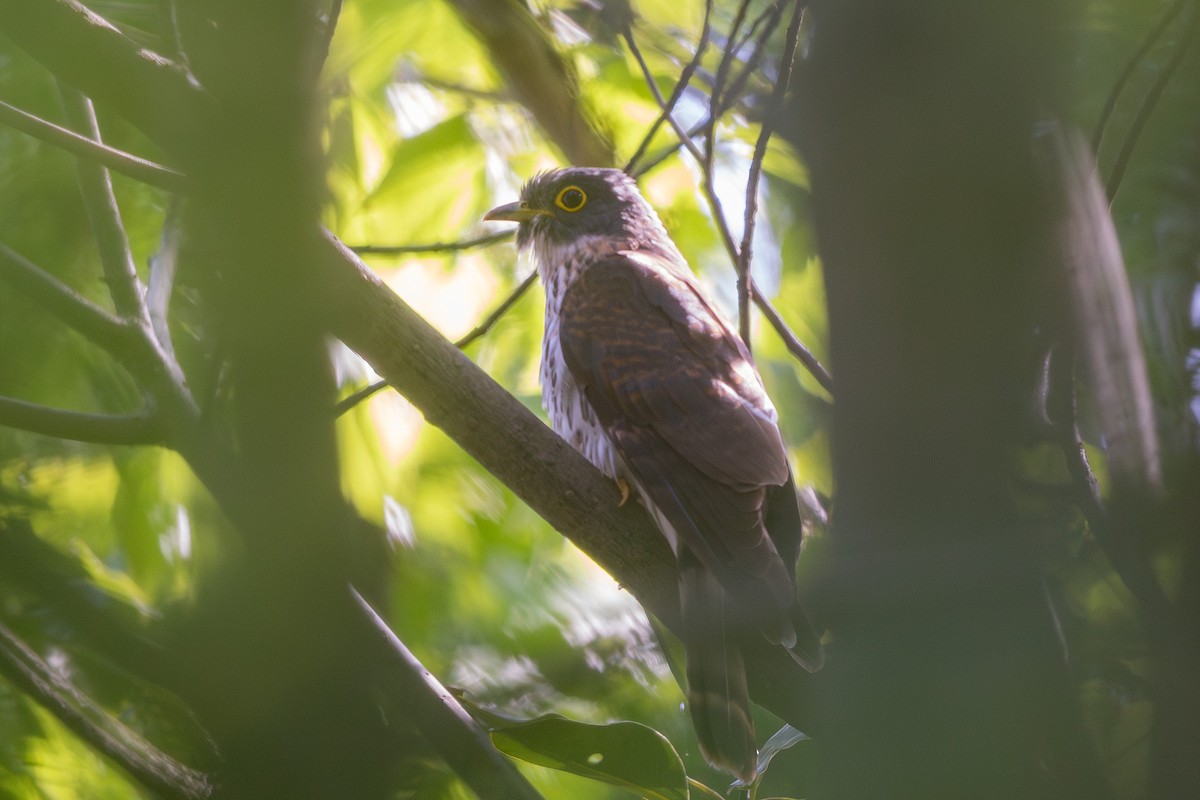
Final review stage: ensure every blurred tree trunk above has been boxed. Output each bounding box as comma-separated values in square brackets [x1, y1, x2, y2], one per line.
[165, 2, 397, 797]
[791, 2, 1109, 798]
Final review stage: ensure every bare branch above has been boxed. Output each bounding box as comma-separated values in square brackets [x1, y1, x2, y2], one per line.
[455, 269, 538, 349]
[334, 379, 388, 418]
[1048, 348, 1175, 628]
[1042, 126, 1161, 491]
[738, 2, 804, 348]
[58, 85, 149, 322]
[619, 8, 710, 167]
[0, 618, 212, 800]
[447, 0, 613, 166]
[622, 28, 706, 164]
[623, 1, 712, 174]
[351, 589, 546, 800]
[751, 285, 834, 395]
[0, 518, 171, 683]
[0, 99, 185, 191]
[312, 0, 344, 78]
[0, 240, 133, 352]
[351, 231, 512, 255]
[704, 0, 756, 176]
[0, 395, 163, 444]
[0, 0, 211, 154]
[624, 0, 829, 392]
[1105, 4, 1198, 202]
[335, 269, 539, 417]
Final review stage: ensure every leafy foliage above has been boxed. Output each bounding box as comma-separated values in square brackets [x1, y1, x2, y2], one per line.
[0, 0, 1197, 799]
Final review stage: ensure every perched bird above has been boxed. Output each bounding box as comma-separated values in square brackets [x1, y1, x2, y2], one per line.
[485, 167, 822, 782]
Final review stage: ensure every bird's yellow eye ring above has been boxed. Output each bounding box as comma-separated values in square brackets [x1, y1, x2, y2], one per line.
[555, 185, 587, 212]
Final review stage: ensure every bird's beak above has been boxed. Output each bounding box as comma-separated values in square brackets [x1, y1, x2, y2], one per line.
[483, 201, 549, 223]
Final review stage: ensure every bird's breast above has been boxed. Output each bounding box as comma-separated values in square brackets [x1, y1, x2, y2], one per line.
[539, 256, 619, 480]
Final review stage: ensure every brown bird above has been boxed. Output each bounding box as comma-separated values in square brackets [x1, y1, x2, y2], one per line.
[485, 167, 822, 782]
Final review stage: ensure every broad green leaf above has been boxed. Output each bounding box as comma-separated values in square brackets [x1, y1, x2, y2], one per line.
[490, 715, 689, 800]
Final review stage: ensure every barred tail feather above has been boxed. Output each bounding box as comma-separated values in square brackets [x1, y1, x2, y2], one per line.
[680, 554, 758, 783]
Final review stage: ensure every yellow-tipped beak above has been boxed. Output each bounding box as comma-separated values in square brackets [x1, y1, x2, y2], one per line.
[483, 201, 549, 223]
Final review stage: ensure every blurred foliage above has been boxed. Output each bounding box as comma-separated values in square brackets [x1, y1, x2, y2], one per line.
[0, 0, 1197, 798]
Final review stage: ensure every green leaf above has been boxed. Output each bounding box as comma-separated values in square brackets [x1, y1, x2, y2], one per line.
[490, 714, 689, 800]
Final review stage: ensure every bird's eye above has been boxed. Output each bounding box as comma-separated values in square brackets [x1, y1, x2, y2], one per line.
[555, 186, 587, 212]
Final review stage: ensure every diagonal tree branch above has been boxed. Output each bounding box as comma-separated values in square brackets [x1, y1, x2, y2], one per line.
[351, 589, 546, 800]
[351, 231, 512, 255]
[455, 269, 538, 349]
[738, 2, 805, 348]
[333, 268, 539, 418]
[1047, 348, 1175, 627]
[0, 99, 185, 190]
[623, 27, 706, 165]
[58, 85, 150, 322]
[624, 1, 831, 393]
[322, 231, 821, 733]
[0, 0, 213, 154]
[751, 285, 834, 394]
[623, 0, 713, 174]
[0, 240, 133, 352]
[0, 395, 163, 444]
[0, 616, 212, 800]
[447, 0, 613, 167]
[0, 518, 171, 682]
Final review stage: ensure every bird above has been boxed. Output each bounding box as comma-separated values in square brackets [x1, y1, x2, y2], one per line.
[485, 167, 822, 783]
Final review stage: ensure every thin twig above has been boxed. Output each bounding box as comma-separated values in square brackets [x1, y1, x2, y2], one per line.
[0, 98, 185, 191]
[714, 7, 789, 121]
[1048, 348, 1174, 630]
[694, 0, 788, 274]
[351, 231, 512, 255]
[631, 16, 785, 179]
[455, 270, 539, 349]
[313, 0, 344, 77]
[1105, 3, 1198, 202]
[737, 2, 804, 348]
[704, 0, 755, 179]
[631, 116, 708, 177]
[624, 0, 828, 392]
[0, 241, 133, 353]
[751, 285, 834, 394]
[623, 0, 713, 174]
[622, 28, 707, 164]
[0, 396, 163, 444]
[730, 0, 787, 60]
[0, 619, 212, 800]
[58, 85, 149, 322]
[350, 588, 546, 800]
[334, 380, 388, 418]
[335, 270, 540, 417]
[1091, 0, 1190, 154]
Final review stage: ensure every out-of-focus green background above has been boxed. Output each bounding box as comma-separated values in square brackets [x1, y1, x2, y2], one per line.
[0, 1, 1196, 797]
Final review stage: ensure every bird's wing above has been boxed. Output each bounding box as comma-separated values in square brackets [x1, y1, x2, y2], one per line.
[557, 253, 796, 621]
[562, 252, 789, 487]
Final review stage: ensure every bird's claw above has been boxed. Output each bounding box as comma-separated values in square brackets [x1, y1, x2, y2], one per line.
[617, 478, 632, 507]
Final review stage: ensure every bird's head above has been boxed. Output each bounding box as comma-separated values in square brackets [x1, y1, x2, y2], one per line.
[485, 167, 671, 258]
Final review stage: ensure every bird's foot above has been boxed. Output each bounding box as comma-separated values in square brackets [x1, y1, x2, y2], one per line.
[617, 477, 632, 507]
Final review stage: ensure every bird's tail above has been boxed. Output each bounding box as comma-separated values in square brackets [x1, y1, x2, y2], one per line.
[680, 552, 758, 784]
